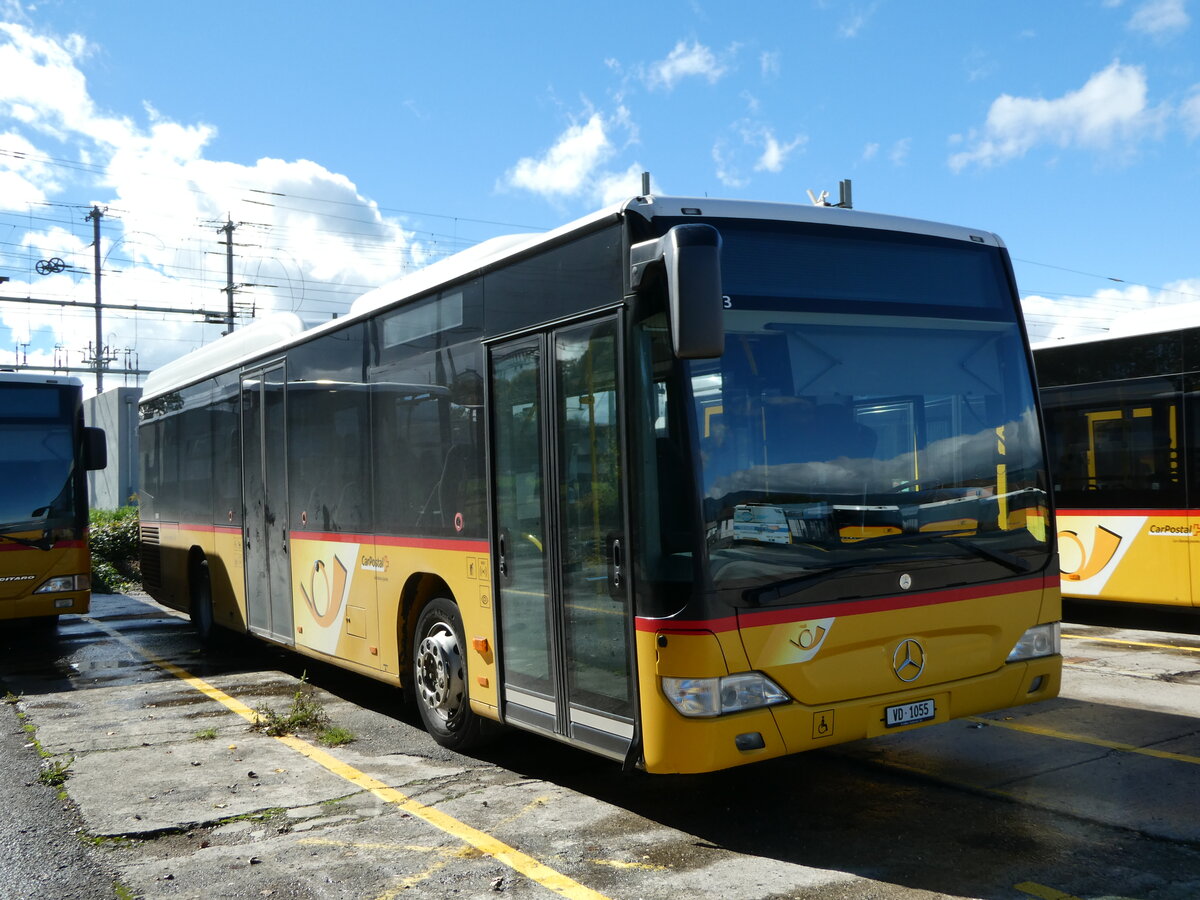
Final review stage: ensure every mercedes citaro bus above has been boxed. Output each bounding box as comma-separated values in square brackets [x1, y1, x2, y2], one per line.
[138, 194, 1061, 773]
[1, 372, 106, 626]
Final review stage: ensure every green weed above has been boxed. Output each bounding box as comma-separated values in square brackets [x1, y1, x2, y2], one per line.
[318, 725, 355, 747]
[37, 756, 73, 788]
[251, 674, 330, 737]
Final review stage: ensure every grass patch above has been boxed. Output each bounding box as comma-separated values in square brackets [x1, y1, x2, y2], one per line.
[251, 674, 330, 737]
[318, 725, 355, 747]
[194, 727, 218, 741]
[37, 756, 73, 788]
[80, 833, 131, 849]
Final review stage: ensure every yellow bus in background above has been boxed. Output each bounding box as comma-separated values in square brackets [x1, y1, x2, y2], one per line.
[138, 194, 1060, 774]
[1, 372, 107, 626]
[1036, 321, 1200, 608]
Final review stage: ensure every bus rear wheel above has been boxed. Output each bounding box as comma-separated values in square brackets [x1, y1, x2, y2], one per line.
[412, 597, 482, 751]
[190, 558, 216, 646]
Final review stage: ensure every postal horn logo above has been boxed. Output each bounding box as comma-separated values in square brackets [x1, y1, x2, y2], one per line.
[892, 639, 925, 683]
[1058, 525, 1122, 581]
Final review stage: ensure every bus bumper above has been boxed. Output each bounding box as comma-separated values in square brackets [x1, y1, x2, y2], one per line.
[0, 591, 91, 621]
[639, 654, 1061, 775]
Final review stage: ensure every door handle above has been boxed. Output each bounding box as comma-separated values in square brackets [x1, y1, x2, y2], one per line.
[611, 537, 623, 591]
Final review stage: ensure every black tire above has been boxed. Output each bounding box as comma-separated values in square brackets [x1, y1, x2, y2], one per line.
[190, 558, 216, 646]
[411, 597, 483, 751]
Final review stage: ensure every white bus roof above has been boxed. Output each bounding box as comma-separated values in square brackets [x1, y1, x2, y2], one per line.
[0, 371, 83, 387]
[140, 194, 1006, 402]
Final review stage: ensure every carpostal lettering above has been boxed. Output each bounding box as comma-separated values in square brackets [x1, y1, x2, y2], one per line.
[361, 555, 388, 572]
[1148, 524, 1195, 536]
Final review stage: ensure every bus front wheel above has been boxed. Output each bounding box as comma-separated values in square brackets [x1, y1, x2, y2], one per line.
[412, 597, 482, 751]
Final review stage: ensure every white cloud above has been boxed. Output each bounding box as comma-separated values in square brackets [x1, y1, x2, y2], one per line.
[501, 108, 645, 206]
[646, 41, 729, 91]
[1023, 278, 1200, 343]
[760, 50, 781, 80]
[861, 142, 880, 161]
[0, 22, 422, 385]
[712, 140, 747, 188]
[504, 113, 613, 198]
[754, 129, 806, 173]
[1181, 86, 1200, 138]
[1127, 0, 1190, 37]
[838, 2, 881, 38]
[889, 137, 912, 166]
[949, 62, 1164, 171]
[712, 121, 806, 186]
[594, 164, 654, 206]
[0, 131, 57, 207]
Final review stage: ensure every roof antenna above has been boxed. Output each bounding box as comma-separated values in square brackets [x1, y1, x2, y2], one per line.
[807, 178, 853, 209]
[641, 171, 651, 196]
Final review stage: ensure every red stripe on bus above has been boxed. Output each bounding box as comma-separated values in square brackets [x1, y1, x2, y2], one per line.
[290, 531, 490, 553]
[1057, 508, 1196, 517]
[635, 576, 1049, 633]
[0, 540, 86, 552]
[157, 522, 489, 554]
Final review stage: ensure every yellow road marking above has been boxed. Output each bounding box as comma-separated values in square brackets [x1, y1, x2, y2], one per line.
[587, 858, 670, 871]
[376, 860, 448, 899]
[300, 838, 444, 853]
[1014, 882, 1082, 900]
[84, 616, 612, 900]
[1063, 632, 1200, 654]
[968, 716, 1200, 766]
[301, 838, 461, 900]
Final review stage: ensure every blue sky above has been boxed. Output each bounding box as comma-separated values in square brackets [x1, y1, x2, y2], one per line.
[1, 0, 1198, 392]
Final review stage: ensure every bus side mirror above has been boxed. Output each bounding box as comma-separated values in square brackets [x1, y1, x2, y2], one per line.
[631, 224, 724, 359]
[84, 426, 108, 471]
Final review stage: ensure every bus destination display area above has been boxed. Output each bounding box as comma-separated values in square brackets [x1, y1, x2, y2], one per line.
[1, 594, 1198, 900]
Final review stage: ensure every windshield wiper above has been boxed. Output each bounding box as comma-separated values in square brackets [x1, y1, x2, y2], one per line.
[852, 531, 1032, 573]
[931, 535, 1031, 573]
[741, 555, 910, 606]
[0, 531, 53, 551]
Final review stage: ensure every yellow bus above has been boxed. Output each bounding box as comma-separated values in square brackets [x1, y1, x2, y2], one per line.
[138, 195, 1061, 774]
[1036, 321, 1200, 608]
[1, 372, 107, 626]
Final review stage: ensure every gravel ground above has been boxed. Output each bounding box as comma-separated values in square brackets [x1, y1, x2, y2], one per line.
[0, 658, 124, 899]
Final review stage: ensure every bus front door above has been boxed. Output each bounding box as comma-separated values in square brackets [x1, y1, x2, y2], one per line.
[489, 315, 635, 761]
[241, 365, 294, 643]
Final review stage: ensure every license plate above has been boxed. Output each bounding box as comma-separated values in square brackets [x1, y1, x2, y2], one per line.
[884, 698, 936, 728]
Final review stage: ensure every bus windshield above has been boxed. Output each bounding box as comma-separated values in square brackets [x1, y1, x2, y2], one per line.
[0, 385, 79, 532]
[652, 223, 1051, 606]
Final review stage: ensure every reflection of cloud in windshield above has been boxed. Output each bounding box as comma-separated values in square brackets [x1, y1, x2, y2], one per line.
[706, 412, 1039, 499]
[1, 427, 76, 523]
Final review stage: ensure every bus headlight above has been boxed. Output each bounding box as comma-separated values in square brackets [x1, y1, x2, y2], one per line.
[662, 672, 790, 718]
[34, 574, 90, 594]
[1006, 622, 1060, 662]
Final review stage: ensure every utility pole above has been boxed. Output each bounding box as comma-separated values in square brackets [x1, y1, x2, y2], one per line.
[86, 205, 105, 394]
[218, 219, 236, 334]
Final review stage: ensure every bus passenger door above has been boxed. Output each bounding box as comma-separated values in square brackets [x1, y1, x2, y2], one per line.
[488, 315, 635, 761]
[241, 365, 294, 642]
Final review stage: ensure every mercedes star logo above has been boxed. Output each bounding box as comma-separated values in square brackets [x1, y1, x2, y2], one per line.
[892, 638, 926, 683]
